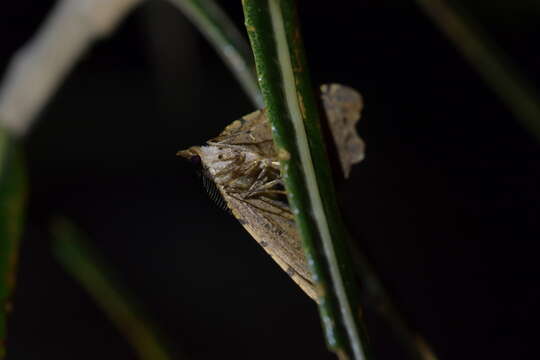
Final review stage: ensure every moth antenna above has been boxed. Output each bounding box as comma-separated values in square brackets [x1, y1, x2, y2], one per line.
[201, 173, 231, 213]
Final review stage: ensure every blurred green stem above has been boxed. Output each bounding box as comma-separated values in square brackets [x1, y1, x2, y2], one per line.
[415, 0, 540, 139]
[0, 133, 25, 360]
[168, 0, 263, 108]
[52, 219, 174, 360]
[243, 1, 371, 359]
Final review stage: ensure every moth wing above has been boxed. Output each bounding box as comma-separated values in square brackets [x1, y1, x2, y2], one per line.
[211, 110, 276, 158]
[321, 83, 366, 178]
[222, 192, 318, 301]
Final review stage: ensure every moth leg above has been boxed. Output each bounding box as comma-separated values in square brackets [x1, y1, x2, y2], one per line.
[246, 178, 287, 199]
[244, 159, 265, 178]
[268, 160, 281, 171]
[244, 160, 280, 197]
[239, 159, 264, 183]
[213, 153, 245, 178]
[222, 159, 261, 191]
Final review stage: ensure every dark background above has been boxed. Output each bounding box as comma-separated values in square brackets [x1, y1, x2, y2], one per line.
[2, 1, 540, 359]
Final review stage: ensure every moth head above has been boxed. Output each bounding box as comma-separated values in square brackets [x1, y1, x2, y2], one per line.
[177, 146, 216, 181]
[177, 146, 230, 212]
[177, 147, 203, 166]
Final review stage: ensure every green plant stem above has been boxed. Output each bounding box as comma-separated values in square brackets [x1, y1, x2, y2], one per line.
[52, 219, 173, 360]
[242, 1, 371, 359]
[0, 133, 25, 360]
[168, 0, 263, 108]
[415, 0, 540, 140]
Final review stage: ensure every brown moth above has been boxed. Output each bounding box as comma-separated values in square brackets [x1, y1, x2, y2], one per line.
[178, 84, 364, 301]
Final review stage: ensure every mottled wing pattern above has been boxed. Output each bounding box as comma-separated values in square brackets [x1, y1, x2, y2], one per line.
[211, 109, 276, 158]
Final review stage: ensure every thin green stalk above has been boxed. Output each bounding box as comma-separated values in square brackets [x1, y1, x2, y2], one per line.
[415, 0, 540, 140]
[52, 219, 174, 360]
[242, 1, 371, 359]
[0, 133, 25, 360]
[168, 0, 263, 108]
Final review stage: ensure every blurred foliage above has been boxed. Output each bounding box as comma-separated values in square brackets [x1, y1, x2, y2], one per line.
[416, 0, 540, 140]
[168, 0, 262, 107]
[52, 218, 173, 360]
[454, 0, 540, 27]
[0, 134, 25, 359]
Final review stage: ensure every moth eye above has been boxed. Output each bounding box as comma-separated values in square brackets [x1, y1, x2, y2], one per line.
[218, 154, 224, 160]
[188, 155, 202, 166]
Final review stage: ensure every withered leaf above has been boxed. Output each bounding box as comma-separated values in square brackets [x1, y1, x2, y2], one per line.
[321, 83, 365, 178]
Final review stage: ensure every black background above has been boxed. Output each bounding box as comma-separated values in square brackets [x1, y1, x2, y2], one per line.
[2, 1, 540, 359]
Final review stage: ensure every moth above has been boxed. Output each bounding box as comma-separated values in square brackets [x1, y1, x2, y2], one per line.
[178, 84, 364, 301]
